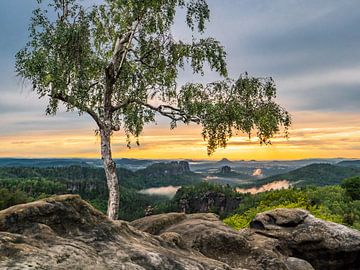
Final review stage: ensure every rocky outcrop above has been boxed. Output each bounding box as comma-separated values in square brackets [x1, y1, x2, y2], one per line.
[220, 165, 232, 174]
[250, 208, 360, 270]
[130, 212, 186, 235]
[132, 213, 298, 270]
[177, 190, 242, 215]
[1, 197, 359, 270]
[132, 209, 360, 270]
[141, 161, 191, 177]
[0, 195, 230, 270]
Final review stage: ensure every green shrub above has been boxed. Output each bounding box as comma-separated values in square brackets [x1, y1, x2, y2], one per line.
[341, 176, 360, 200]
[224, 186, 358, 230]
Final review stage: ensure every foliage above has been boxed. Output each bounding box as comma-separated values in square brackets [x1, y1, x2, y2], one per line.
[15, 0, 290, 154]
[0, 188, 30, 210]
[0, 164, 188, 220]
[88, 187, 169, 221]
[341, 176, 360, 200]
[1, 164, 360, 227]
[16, 0, 291, 219]
[0, 164, 200, 190]
[0, 178, 66, 197]
[174, 181, 240, 200]
[224, 186, 360, 230]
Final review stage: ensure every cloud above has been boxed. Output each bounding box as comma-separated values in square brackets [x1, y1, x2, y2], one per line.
[287, 85, 360, 112]
[0, 1, 359, 159]
[138, 186, 181, 198]
[252, 168, 263, 177]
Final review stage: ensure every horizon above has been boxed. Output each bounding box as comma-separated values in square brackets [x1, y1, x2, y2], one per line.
[0, 156, 357, 162]
[0, 0, 359, 160]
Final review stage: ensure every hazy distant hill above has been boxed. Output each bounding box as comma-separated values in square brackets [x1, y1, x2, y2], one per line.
[215, 158, 235, 166]
[0, 158, 94, 168]
[0, 161, 201, 190]
[0, 158, 159, 170]
[252, 163, 360, 187]
[337, 160, 360, 168]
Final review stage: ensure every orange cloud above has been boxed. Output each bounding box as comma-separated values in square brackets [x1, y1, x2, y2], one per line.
[0, 111, 359, 160]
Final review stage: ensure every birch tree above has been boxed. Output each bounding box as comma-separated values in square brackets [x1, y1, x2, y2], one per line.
[16, 0, 291, 220]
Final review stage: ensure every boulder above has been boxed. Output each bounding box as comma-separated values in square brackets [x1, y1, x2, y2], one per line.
[285, 257, 315, 270]
[250, 208, 360, 270]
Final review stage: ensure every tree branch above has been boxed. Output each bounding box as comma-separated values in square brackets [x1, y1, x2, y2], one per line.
[106, 14, 144, 84]
[135, 100, 201, 124]
[111, 98, 135, 112]
[104, 14, 144, 118]
[112, 97, 200, 123]
[49, 92, 103, 128]
[89, 81, 99, 90]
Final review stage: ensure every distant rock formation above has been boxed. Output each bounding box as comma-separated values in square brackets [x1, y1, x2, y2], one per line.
[177, 161, 191, 173]
[178, 190, 241, 215]
[1, 196, 359, 269]
[216, 158, 234, 166]
[220, 165, 232, 174]
[143, 161, 191, 177]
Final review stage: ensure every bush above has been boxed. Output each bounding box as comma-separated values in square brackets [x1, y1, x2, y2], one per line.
[0, 188, 30, 210]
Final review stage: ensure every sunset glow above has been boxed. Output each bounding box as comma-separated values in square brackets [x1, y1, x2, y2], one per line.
[1, 110, 359, 160]
[0, 1, 359, 160]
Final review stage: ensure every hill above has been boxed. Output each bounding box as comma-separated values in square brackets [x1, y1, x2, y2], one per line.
[216, 158, 235, 166]
[337, 160, 360, 168]
[133, 161, 202, 188]
[250, 163, 360, 187]
[0, 161, 201, 190]
[0, 158, 93, 168]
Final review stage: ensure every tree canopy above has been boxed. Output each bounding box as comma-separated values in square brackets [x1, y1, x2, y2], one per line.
[342, 176, 360, 200]
[16, 0, 290, 154]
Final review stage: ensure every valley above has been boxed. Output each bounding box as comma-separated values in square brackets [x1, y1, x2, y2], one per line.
[0, 157, 359, 224]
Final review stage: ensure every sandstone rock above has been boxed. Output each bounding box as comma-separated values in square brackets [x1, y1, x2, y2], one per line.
[129, 212, 186, 235]
[159, 232, 186, 249]
[133, 209, 360, 270]
[285, 257, 315, 270]
[250, 208, 360, 270]
[1, 197, 359, 270]
[0, 195, 232, 270]
[250, 208, 309, 229]
[132, 213, 290, 270]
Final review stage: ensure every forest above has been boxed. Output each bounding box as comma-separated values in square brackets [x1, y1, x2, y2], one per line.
[0, 164, 359, 229]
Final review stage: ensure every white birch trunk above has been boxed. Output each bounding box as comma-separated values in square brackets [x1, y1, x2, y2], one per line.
[100, 128, 119, 220]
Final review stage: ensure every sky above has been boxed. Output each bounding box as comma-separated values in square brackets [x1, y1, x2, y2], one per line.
[0, 0, 359, 160]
